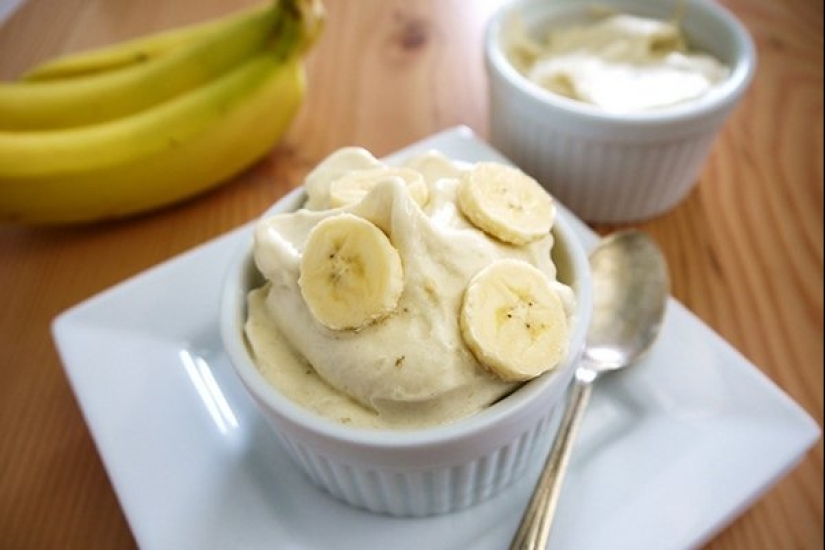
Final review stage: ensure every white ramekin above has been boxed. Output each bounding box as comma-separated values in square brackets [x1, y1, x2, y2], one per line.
[485, 0, 757, 223]
[220, 184, 593, 517]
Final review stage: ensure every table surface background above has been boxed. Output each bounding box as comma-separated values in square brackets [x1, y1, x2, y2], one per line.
[0, 0, 822, 548]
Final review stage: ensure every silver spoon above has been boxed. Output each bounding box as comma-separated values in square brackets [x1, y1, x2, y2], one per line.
[510, 230, 670, 550]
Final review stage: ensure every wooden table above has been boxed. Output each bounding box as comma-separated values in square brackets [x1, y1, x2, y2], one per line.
[0, 0, 821, 548]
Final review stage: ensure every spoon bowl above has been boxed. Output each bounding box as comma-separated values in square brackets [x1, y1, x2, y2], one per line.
[510, 229, 669, 549]
[585, 230, 670, 373]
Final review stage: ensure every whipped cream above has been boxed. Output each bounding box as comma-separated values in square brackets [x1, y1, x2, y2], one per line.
[507, 12, 730, 112]
[245, 150, 574, 429]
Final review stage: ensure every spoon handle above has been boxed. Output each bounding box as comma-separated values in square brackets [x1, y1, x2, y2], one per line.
[509, 367, 596, 550]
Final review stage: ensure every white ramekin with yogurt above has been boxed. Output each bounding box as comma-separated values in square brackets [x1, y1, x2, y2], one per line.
[485, 0, 757, 222]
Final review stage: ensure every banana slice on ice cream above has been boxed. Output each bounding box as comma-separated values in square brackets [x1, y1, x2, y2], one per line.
[329, 167, 429, 208]
[458, 162, 554, 245]
[299, 213, 404, 330]
[460, 258, 569, 381]
[304, 147, 384, 209]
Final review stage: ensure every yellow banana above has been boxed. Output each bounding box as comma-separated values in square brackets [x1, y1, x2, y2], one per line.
[21, 3, 272, 82]
[0, 0, 324, 225]
[0, 1, 283, 130]
[0, 54, 305, 224]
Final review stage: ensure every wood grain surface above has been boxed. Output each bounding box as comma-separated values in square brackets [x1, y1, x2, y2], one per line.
[0, 0, 822, 548]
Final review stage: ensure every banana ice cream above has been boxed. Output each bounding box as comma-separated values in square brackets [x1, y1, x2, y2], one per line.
[506, 11, 730, 112]
[245, 148, 575, 429]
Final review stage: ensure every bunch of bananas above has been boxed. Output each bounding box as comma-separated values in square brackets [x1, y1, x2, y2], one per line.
[0, 0, 324, 225]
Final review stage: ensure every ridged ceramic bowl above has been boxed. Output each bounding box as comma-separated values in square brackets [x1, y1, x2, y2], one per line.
[485, 0, 756, 222]
[220, 178, 593, 517]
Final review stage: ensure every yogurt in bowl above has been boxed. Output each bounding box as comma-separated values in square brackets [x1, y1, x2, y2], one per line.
[506, 10, 731, 113]
[485, 0, 757, 222]
[220, 147, 593, 516]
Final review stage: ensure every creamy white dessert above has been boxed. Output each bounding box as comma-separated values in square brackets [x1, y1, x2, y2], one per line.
[245, 148, 575, 429]
[507, 11, 730, 112]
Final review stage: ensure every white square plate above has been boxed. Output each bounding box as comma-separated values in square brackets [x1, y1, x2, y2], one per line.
[53, 127, 820, 550]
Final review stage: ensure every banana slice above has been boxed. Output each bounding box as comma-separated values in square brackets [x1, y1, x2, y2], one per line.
[299, 213, 404, 330]
[304, 147, 384, 210]
[457, 162, 554, 245]
[328, 166, 429, 208]
[460, 259, 569, 381]
[401, 150, 466, 185]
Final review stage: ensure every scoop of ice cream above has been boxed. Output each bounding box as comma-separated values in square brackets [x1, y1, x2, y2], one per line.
[245, 150, 574, 429]
[507, 13, 730, 112]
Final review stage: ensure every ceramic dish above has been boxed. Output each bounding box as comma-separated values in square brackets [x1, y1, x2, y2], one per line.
[485, 0, 757, 222]
[52, 127, 819, 549]
[220, 150, 593, 517]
